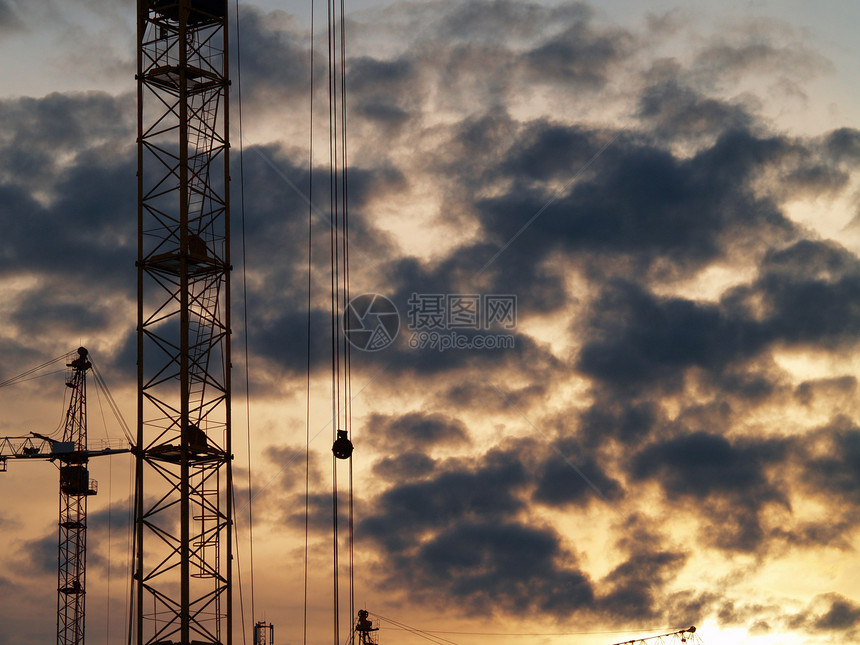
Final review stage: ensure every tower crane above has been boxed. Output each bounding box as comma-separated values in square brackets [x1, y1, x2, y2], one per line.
[611, 626, 702, 645]
[135, 0, 233, 642]
[0, 347, 129, 645]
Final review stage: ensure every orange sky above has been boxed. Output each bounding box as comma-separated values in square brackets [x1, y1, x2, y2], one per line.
[3, 2, 860, 645]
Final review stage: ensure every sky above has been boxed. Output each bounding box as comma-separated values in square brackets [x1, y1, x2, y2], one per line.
[2, 1, 860, 645]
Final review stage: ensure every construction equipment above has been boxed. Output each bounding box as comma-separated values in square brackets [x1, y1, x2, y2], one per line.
[612, 626, 702, 645]
[253, 621, 274, 645]
[0, 347, 129, 645]
[134, 0, 232, 642]
[354, 610, 379, 645]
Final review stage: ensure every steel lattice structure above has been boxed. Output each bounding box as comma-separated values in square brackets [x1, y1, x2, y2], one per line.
[134, 0, 232, 643]
[57, 349, 95, 645]
[611, 626, 703, 645]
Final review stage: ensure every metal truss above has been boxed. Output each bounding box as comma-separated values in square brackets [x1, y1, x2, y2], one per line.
[57, 349, 95, 645]
[612, 626, 703, 645]
[135, 0, 232, 643]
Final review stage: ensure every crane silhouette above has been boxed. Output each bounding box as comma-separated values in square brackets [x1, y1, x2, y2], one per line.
[0, 347, 129, 645]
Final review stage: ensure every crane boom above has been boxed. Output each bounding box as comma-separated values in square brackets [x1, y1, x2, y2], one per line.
[0, 435, 73, 466]
[612, 626, 702, 645]
[0, 434, 126, 469]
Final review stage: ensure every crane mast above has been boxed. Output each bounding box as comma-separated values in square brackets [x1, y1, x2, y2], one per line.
[135, 0, 232, 643]
[57, 348, 95, 645]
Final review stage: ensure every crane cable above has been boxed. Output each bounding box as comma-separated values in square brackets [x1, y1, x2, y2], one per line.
[369, 613, 460, 645]
[0, 351, 134, 446]
[233, 0, 257, 639]
[90, 361, 135, 445]
[0, 351, 72, 389]
[328, 0, 341, 628]
[324, 0, 355, 638]
[304, 0, 316, 642]
[368, 613, 697, 642]
[0, 351, 66, 443]
[339, 0, 356, 630]
[90, 376, 115, 640]
[304, 0, 355, 638]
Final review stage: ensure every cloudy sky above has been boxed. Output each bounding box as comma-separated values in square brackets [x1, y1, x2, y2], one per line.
[3, 1, 860, 644]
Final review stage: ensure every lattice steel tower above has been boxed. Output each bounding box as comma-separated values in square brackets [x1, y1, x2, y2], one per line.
[134, 0, 232, 643]
[57, 348, 96, 645]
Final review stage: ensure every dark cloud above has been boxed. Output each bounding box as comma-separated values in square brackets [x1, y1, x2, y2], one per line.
[13, 526, 107, 582]
[0, 92, 136, 379]
[578, 398, 660, 447]
[0, 155, 135, 291]
[637, 75, 753, 142]
[533, 448, 623, 508]
[282, 491, 351, 533]
[747, 240, 860, 349]
[12, 531, 56, 578]
[787, 593, 860, 635]
[800, 417, 860, 507]
[475, 127, 797, 284]
[0, 92, 134, 185]
[410, 519, 594, 617]
[386, 242, 568, 319]
[438, 381, 548, 412]
[631, 431, 786, 500]
[360, 446, 528, 552]
[437, 0, 589, 42]
[578, 281, 764, 392]
[358, 439, 625, 618]
[524, 15, 633, 87]
[577, 238, 860, 401]
[812, 594, 860, 631]
[794, 375, 856, 406]
[498, 122, 599, 183]
[10, 290, 112, 336]
[345, 299, 561, 379]
[85, 496, 133, 534]
[362, 411, 471, 452]
[719, 599, 785, 628]
[247, 307, 331, 378]
[264, 443, 325, 493]
[691, 36, 833, 88]
[233, 145, 404, 382]
[710, 366, 781, 403]
[348, 57, 416, 129]
[372, 451, 436, 481]
[598, 548, 687, 620]
[234, 6, 309, 109]
[0, 340, 55, 385]
[0, 0, 21, 33]
[824, 127, 860, 164]
[770, 518, 856, 551]
[631, 431, 789, 552]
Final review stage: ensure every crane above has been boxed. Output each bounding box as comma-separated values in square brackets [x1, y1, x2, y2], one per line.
[611, 626, 702, 645]
[354, 610, 379, 645]
[135, 0, 233, 642]
[0, 347, 129, 645]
